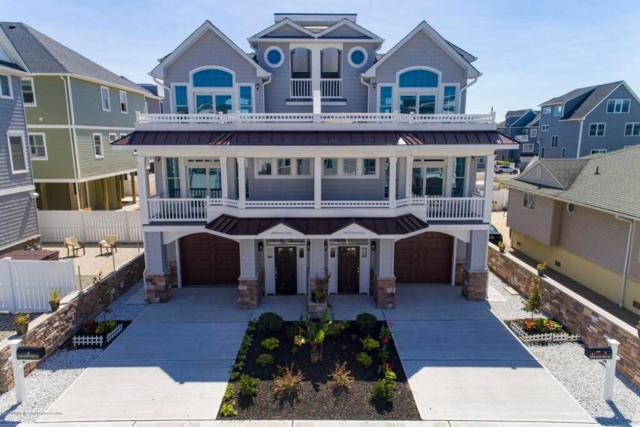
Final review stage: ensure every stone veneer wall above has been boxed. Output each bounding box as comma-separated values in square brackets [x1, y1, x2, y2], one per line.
[0, 254, 144, 392]
[488, 245, 640, 387]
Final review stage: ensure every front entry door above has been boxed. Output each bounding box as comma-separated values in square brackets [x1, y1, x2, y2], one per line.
[338, 246, 360, 294]
[275, 247, 297, 294]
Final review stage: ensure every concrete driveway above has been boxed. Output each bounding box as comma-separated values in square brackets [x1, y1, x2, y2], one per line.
[386, 284, 594, 424]
[39, 287, 248, 423]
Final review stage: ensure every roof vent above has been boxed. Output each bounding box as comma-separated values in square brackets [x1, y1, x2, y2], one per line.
[594, 166, 600, 175]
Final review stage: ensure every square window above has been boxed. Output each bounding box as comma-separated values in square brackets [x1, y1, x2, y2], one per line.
[109, 133, 118, 143]
[553, 105, 562, 117]
[323, 158, 337, 175]
[28, 133, 47, 159]
[7, 132, 27, 173]
[21, 78, 35, 105]
[589, 123, 606, 137]
[522, 143, 534, 153]
[256, 159, 272, 176]
[277, 159, 291, 175]
[541, 124, 549, 132]
[362, 158, 376, 175]
[342, 159, 357, 175]
[0, 75, 11, 98]
[93, 134, 104, 158]
[296, 158, 310, 176]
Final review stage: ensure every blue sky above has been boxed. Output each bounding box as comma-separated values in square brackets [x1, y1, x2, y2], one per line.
[3, 0, 639, 119]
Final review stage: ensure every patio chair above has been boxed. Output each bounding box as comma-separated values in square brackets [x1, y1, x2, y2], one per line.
[64, 236, 86, 257]
[99, 235, 118, 255]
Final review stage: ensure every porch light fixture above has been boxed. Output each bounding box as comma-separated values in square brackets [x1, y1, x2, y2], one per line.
[258, 241, 264, 252]
[299, 248, 304, 258]
[255, 83, 260, 91]
[362, 247, 368, 258]
[330, 247, 336, 258]
[370, 241, 376, 251]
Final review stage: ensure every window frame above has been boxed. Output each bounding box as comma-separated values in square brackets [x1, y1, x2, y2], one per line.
[322, 158, 380, 179]
[21, 77, 36, 106]
[606, 99, 631, 113]
[254, 158, 313, 179]
[588, 122, 606, 137]
[119, 90, 128, 114]
[624, 122, 640, 137]
[395, 66, 441, 113]
[0, 74, 12, 99]
[442, 85, 457, 113]
[522, 192, 536, 210]
[108, 132, 118, 144]
[264, 46, 284, 68]
[92, 133, 104, 159]
[542, 106, 551, 115]
[541, 124, 549, 132]
[6, 130, 28, 174]
[173, 84, 189, 114]
[377, 84, 394, 113]
[530, 128, 538, 137]
[100, 86, 111, 111]
[238, 85, 253, 113]
[552, 105, 563, 117]
[28, 132, 47, 161]
[521, 143, 534, 153]
[551, 135, 559, 147]
[347, 46, 368, 68]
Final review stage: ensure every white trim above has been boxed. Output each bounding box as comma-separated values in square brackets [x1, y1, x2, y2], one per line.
[249, 18, 316, 40]
[587, 122, 606, 137]
[108, 132, 118, 144]
[530, 128, 538, 137]
[27, 132, 48, 161]
[395, 66, 443, 113]
[521, 143, 534, 153]
[33, 168, 137, 183]
[238, 84, 255, 113]
[0, 184, 35, 197]
[606, 98, 631, 114]
[92, 133, 104, 159]
[322, 157, 380, 179]
[624, 122, 640, 137]
[119, 90, 128, 114]
[20, 77, 36, 106]
[264, 46, 285, 68]
[6, 130, 28, 174]
[27, 124, 135, 131]
[376, 83, 394, 113]
[316, 19, 383, 42]
[254, 158, 313, 179]
[0, 74, 12, 99]
[100, 86, 111, 112]
[347, 46, 368, 68]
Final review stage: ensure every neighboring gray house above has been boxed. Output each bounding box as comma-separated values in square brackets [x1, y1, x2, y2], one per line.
[538, 81, 640, 159]
[137, 83, 164, 114]
[0, 56, 39, 254]
[497, 109, 540, 164]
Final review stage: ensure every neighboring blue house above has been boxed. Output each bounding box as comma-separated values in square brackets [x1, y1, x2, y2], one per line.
[537, 81, 640, 159]
[0, 55, 39, 254]
[497, 109, 540, 165]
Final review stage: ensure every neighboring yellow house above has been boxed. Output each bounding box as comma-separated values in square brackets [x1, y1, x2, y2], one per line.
[505, 146, 640, 315]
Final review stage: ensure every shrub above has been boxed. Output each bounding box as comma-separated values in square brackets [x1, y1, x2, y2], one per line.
[311, 289, 327, 303]
[95, 320, 117, 334]
[220, 401, 238, 417]
[256, 353, 274, 367]
[256, 312, 283, 334]
[261, 337, 280, 351]
[371, 368, 397, 402]
[355, 352, 372, 368]
[293, 334, 306, 347]
[361, 336, 380, 352]
[291, 346, 299, 355]
[523, 277, 542, 319]
[328, 361, 354, 392]
[238, 374, 259, 398]
[49, 289, 61, 303]
[14, 313, 29, 326]
[273, 365, 305, 399]
[326, 320, 349, 337]
[356, 313, 377, 334]
[340, 344, 348, 352]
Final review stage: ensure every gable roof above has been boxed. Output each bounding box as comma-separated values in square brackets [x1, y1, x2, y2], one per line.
[505, 146, 640, 219]
[506, 109, 530, 117]
[249, 18, 316, 40]
[315, 18, 382, 41]
[362, 21, 480, 79]
[540, 85, 599, 106]
[151, 20, 270, 79]
[523, 111, 540, 127]
[0, 22, 146, 94]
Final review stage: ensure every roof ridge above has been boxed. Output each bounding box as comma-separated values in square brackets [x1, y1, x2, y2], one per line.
[22, 23, 70, 73]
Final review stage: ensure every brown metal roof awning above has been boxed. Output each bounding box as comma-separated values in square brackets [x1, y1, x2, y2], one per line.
[114, 131, 514, 146]
[206, 214, 428, 236]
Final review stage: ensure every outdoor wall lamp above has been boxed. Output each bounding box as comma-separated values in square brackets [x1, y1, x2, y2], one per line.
[258, 241, 264, 252]
[370, 241, 376, 251]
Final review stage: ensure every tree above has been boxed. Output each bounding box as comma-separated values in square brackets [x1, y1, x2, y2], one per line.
[523, 276, 542, 319]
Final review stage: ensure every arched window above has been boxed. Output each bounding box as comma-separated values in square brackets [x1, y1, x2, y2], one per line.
[398, 69, 438, 88]
[192, 68, 233, 88]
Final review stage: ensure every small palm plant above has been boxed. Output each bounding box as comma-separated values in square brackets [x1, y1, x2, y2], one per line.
[301, 308, 332, 363]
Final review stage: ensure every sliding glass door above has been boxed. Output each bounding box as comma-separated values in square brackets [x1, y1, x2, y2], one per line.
[188, 167, 222, 198]
[412, 161, 445, 197]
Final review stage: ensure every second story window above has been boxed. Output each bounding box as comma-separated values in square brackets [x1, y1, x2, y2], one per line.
[239, 86, 253, 113]
[530, 128, 538, 137]
[0, 75, 12, 98]
[21, 78, 36, 106]
[7, 131, 27, 173]
[443, 86, 457, 113]
[190, 68, 234, 113]
[607, 99, 630, 113]
[553, 105, 562, 117]
[28, 133, 47, 160]
[624, 122, 640, 136]
[379, 86, 393, 113]
[165, 158, 181, 198]
[542, 106, 551, 115]
[551, 135, 559, 147]
[588, 123, 606, 137]
[100, 86, 111, 111]
[93, 133, 104, 158]
[522, 143, 534, 153]
[541, 124, 549, 132]
[175, 85, 188, 114]
[119, 90, 128, 113]
[523, 192, 536, 210]
[398, 68, 439, 114]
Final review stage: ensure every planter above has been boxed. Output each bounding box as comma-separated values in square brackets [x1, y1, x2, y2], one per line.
[49, 301, 60, 311]
[508, 320, 579, 344]
[307, 300, 327, 319]
[15, 324, 28, 335]
[72, 322, 125, 348]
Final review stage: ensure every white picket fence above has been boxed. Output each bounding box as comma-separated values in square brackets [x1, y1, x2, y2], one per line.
[0, 258, 75, 313]
[38, 210, 142, 243]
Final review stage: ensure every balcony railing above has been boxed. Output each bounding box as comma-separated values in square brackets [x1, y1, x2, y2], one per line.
[145, 196, 485, 222]
[137, 112, 496, 125]
[290, 78, 311, 98]
[321, 78, 342, 98]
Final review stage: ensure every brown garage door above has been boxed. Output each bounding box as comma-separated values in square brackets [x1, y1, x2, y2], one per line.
[394, 232, 453, 284]
[179, 233, 240, 286]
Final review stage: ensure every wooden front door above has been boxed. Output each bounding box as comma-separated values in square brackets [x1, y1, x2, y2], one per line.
[338, 246, 360, 294]
[275, 247, 297, 294]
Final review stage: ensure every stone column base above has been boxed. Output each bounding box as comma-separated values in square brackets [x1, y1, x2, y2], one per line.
[145, 273, 172, 303]
[461, 269, 488, 301]
[373, 276, 396, 309]
[239, 278, 262, 309]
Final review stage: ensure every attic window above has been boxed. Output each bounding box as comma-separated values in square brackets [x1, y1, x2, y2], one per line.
[398, 69, 439, 88]
[192, 68, 233, 87]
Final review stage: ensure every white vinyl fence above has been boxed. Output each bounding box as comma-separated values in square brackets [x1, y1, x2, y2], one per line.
[38, 210, 142, 243]
[0, 258, 75, 313]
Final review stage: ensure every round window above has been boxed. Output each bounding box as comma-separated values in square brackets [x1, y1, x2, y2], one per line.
[348, 47, 368, 68]
[264, 47, 284, 68]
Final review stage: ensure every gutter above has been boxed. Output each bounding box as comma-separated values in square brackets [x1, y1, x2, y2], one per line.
[459, 77, 478, 113]
[616, 215, 635, 308]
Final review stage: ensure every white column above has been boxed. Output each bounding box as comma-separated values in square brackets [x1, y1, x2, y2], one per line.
[465, 229, 489, 272]
[405, 155, 413, 199]
[237, 157, 246, 208]
[484, 155, 495, 222]
[239, 239, 256, 280]
[314, 157, 322, 209]
[137, 155, 149, 223]
[388, 156, 397, 208]
[378, 239, 395, 278]
[220, 156, 228, 200]
[309, 239, 325, 279]
[311, 48, 322, 114]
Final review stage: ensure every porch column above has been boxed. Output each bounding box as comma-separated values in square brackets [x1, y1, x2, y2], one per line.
[388, 156, 397, 208]
[405, 155, 413, 199]
[314, 156, 322, 209]
[137, 155, 148, 223]
[311, 47, 322, 114]
[484, 155, 495, 222]
[462, 229, 489, 301]
[238, 239, 260, 309]
[237, 157, 246, 208]
[101, 178, 110, 210]
[373, 239, 396, 308]
[130, 172, 137, 204]
[220, 156, 228, 200]
[144, 231, 171, 303]
[308, 239, 326, 295]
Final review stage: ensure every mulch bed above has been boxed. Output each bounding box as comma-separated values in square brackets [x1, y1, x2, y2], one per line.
[218, 319, 420, 420]
[63, 320, 132, 349]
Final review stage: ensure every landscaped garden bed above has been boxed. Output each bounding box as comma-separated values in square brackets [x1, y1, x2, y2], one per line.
[507, 318, 579, 344]
[217, 311, 420, 420]
[70, 320, 131, 348]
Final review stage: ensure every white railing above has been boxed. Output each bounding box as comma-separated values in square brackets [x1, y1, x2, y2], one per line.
[147, 198, 207, 221]
[424, 197, 485, 221]
[137, 111, 496, 125]
[321, 78, 342, 98]
[245, 200, 315, 208]
[0, 258, 75, 313]
[38, 210, 142, 243]
[290, 78, 312, 98]
[321, 200, 390, 208]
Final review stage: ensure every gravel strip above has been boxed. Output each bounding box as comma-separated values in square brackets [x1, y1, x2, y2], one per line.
[488, 272, 640, 426]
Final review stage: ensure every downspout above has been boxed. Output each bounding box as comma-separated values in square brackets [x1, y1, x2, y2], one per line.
[261, 76, 272, 113]
[360, 75, 372, 111]
[60, 76, 82, 209]
[458, 77, 478, 113]
[616, 215, 635, 308]
[576, 118, 585, 158]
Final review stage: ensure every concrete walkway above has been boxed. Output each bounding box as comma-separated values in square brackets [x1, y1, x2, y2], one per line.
[386, 284, 594, 424]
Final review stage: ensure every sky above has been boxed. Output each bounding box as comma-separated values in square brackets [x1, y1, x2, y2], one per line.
[2, 0, 639, 119]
